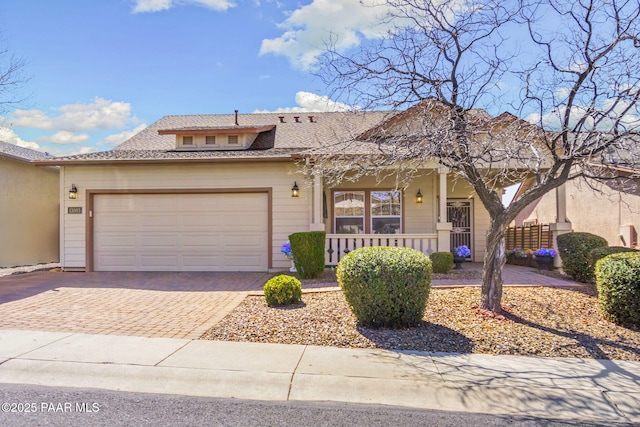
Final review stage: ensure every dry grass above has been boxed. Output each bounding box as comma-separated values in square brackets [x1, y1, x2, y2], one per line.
[201, 283, 640, 361]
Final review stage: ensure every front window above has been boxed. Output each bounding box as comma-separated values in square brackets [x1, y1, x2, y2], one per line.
[334, 190, 402, 234]
[371, 191, 401, 234]
[334, 191, 365, 234]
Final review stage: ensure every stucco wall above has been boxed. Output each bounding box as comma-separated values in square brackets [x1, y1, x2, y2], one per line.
[519, 179, 640, 248]
[0, 157, 59, 267]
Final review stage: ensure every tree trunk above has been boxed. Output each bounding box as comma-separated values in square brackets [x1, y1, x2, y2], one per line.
[480, 220, 508, 313]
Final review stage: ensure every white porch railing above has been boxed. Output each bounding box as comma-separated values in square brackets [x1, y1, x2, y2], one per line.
[325, 233, 439, 266]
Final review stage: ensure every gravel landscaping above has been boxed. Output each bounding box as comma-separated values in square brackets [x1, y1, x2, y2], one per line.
[201, 271, 640, 361]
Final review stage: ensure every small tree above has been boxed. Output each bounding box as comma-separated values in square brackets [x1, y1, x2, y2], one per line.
[310, 0, 640, 313]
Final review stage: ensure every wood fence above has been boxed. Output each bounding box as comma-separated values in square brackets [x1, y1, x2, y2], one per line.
[505, 224, 553, 250]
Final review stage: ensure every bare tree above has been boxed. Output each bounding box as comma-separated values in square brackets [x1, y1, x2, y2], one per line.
[312, 0, 640, 312]
[0, 34, 28, 115]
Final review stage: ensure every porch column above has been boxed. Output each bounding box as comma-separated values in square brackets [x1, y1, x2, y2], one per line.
[551, 184, 572, 268]
[309, 173, 325, 231]
[436, 167, 452, 253]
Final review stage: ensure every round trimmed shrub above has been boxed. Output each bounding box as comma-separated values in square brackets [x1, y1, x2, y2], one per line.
[430, 252, 454, 273]
[336, 246, 432, 328]
[264, 275, 302, 306]
[595, 252, 640, 327]
[557, 232, 608, 282]
[588, 246, 638, 281]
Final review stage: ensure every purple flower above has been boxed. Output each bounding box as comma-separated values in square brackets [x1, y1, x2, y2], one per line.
[534, 247, 556, 257]
[455, 245, 471, 257]
[280, 241, 293, 257]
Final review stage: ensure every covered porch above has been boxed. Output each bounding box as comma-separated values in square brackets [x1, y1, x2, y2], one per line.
[300, 167, 489, 266]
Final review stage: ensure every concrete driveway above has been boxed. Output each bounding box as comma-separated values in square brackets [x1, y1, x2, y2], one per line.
[0, 271, 272, 339]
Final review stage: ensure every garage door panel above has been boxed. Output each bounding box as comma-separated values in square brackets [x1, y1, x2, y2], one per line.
[182, 255, 223, 268]
[98, 235, 137, 249]
[94, 193, 268, 271]
[140, 235, 179, 250]
[140, 254, 180, 268]
[97, 255, 136, 269]
[141, 216, 179, 229]
[97, 214, 139, 231]
[183, 235, 223, 248]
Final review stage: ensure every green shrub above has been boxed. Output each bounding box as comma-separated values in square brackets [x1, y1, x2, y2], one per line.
[430, 252, 454, 273]
[336, 246, 432, 328]
[289, 231, 326, 279]
[557, 232, 608, 282]
[589, 246, 638, 280]
[263, 275, 302, 306]
[595, 252, 640, 327]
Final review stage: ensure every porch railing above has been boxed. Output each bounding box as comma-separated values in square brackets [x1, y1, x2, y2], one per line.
[325, 233, 439, 266]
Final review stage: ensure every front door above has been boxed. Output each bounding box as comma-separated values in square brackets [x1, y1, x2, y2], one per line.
[447, 199, 473, 260]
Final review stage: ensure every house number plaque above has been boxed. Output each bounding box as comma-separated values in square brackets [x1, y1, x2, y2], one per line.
[67, 207, 83, 214]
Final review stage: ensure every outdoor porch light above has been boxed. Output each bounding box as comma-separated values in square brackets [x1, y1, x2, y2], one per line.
[69, 184, 78, 200]
[416, 189, 423, 204]
[291, 182, 300, 198]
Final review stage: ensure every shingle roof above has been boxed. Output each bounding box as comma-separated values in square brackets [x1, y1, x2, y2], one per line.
[118, 111, 392, 151]
[35, 111, 394, 165]
[0, 141, 53, 162]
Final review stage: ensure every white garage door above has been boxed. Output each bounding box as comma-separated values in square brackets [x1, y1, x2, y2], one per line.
[93, 193, 268, 271]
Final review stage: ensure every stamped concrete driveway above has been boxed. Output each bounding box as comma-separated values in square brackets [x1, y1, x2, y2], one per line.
[0, 271, 271, 339]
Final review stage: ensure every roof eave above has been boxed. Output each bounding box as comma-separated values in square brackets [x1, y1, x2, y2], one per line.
[32, 155, 295, 166]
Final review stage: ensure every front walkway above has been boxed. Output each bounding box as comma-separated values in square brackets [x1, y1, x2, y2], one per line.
[433, 263, 582, 287]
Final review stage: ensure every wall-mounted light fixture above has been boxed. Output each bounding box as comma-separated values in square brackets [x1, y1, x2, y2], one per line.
[416, 189, 423, 204]
[291, 182, 300, 198]
[69, 184, 78, 200]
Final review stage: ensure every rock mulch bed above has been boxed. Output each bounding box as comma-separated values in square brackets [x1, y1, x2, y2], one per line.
[201, 283, 640, 361]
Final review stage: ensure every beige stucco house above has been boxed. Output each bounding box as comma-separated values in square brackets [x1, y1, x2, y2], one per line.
[0, 141, 59, 267]
[515, 168, 640, 249]
[35, 110, 495, 272]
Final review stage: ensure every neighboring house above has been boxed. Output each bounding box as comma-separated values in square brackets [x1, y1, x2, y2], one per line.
[35, 109, 498, 272]
[0, 141, 59, 267]
[514, 168, 640, 249]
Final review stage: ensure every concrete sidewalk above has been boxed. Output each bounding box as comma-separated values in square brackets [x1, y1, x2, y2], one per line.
[0, 330, 638, 424]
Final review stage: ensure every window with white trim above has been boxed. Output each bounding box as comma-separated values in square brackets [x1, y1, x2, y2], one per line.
[333, 190, 402, 234]
[371, 191, 401, 234]
[205, 135, 216, 145]
[182, 136, 194, 145]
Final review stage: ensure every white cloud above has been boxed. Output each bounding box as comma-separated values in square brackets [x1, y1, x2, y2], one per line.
[527, 103, 640, 131]
[0, 127, 41, 151]
[254, 91, 353, 113]
[36, 131, 90, 145]
[132, 0, 234, 13]
[8, 98, 138, 132]
[98, 124, 147, 148]
[260, 0, 391, 69]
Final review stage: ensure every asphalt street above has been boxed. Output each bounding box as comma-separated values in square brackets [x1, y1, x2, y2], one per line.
[0, 384, 632, 427]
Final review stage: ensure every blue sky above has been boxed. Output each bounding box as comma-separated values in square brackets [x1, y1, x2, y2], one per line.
[1, 0, 637, 162]
[0, 0, 376, 156]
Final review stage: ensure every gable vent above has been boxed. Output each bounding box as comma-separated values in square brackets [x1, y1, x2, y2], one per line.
[228, 135, 239, 145]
